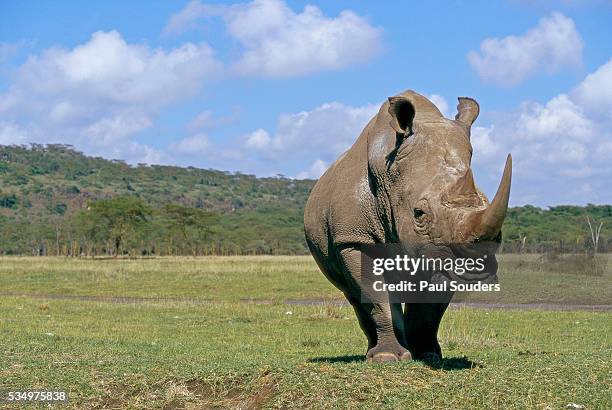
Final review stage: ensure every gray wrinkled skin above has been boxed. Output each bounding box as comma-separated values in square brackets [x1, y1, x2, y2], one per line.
[304, 90, 511, 362]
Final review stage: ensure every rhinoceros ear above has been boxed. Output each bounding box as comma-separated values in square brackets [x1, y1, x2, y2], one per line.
[388, 96, 415, 135]
[455, 97, 479, 127]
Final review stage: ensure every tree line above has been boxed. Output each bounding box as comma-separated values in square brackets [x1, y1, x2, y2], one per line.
[4, 196, 262, 256]
[0, 197, 212, 256]
[0, 197, 308, 256]
[2, 194, 608, 257]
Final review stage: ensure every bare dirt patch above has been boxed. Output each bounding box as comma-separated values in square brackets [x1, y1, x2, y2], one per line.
[3, 292, 610, 311]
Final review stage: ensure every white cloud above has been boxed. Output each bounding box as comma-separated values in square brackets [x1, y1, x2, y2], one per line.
[108, 141, 165, 165]
[296, 159, 328, 179]
[471, 126, 499, 157]
[0, 92, 18, 114]
[242, 102, 377, 161]
[0, 30, 222, 163]
[164, 0, 213, 36]
[428, 94, 450, 118]
[187, 111, 215, 132]
[518, 94, 593, 141]
[561, 166, 592, 178]
[476, 97, 594, 170]
[48, 101, 89, 124]
[15, 30, 221, 107]
[596, 142, 612, 160]
[198, 101, 377, 177]
[166, 0, 383, 77]
[0, 122, 30, 145]
[571, 58, 612, 116]
[85, 114, 153, 147]
[467, 12, 583, 86]
[186, 110, 236, 132]
[245, 128, 271, 149]
[171, 133, 210, 154]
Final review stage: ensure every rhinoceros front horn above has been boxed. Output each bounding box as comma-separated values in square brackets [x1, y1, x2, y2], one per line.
[467, 154, 512, 241]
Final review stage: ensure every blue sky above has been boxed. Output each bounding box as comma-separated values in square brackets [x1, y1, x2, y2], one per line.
[1, 0, 611, 206]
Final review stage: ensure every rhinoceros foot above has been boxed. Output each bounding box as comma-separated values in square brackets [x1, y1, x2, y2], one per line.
[366, 344, 412, 363]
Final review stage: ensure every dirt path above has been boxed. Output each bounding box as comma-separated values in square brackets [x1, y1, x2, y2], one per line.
[284, 298, 612, 311]
[0, 292, 210, 304]
[2, 293, 610, 311]
[450, 302, 612, 311]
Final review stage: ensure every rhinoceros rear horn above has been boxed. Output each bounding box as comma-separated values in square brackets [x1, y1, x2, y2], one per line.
[455, 97, 480, 128]
[388, 96, 415, 135]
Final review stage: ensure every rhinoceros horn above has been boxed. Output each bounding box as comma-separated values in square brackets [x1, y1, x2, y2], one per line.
[465, 154, 512, 241]
[455, 97, 480, 129]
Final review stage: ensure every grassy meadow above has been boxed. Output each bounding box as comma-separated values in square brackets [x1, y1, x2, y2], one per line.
[0, 256, 610, 408]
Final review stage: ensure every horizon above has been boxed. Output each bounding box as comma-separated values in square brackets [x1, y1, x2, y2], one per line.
[1, 1, 611, 207]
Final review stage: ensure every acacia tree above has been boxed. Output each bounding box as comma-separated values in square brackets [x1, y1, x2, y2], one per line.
[77, 196, 152, 256]
[163, 203, 218, 255]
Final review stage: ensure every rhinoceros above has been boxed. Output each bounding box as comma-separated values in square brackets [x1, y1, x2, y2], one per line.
[304, 90, 511, 362]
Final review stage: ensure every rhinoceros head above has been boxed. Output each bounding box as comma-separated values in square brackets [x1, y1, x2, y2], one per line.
[366, 90, 511, 247]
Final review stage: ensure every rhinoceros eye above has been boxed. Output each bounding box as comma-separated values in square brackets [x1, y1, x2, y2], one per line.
[413, 208, 425, 219]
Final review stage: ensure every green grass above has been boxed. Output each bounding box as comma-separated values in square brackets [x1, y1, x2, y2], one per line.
[0, 255, 609, 304]
[0, 257, 610, 408]
[466, 253, 612, 304]
[0, 256, 329, 302]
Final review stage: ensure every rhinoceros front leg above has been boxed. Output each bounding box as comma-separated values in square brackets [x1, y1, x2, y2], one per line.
[338, 247, 412, 362]
[403, 303, 448, 360]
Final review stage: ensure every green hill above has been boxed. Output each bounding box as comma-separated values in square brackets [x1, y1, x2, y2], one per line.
[0, 144, 312, 255]
[0, 144, 610, 255]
